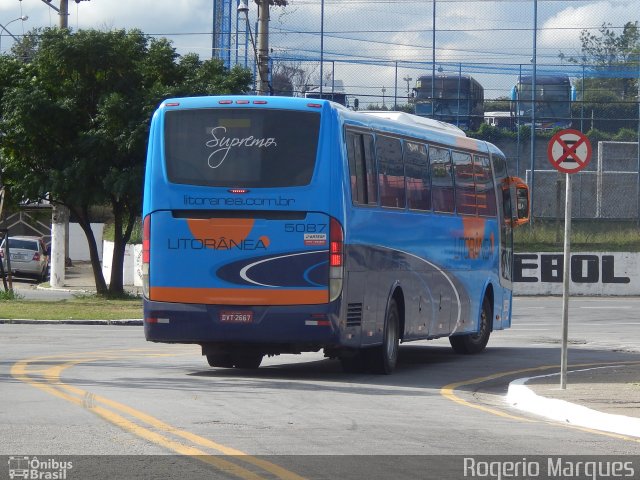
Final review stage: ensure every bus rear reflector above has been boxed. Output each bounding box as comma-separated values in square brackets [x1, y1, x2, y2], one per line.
[329, 217, 344, 301]
[142, 215, 150, 298]
[330, 217, 343, 267]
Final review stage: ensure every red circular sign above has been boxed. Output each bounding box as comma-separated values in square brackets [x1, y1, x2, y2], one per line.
[547, 129, 592, 174]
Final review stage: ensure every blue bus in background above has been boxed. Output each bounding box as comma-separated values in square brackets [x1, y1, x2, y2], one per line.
[413, 74, 484, 130]
[142, 96, 529, 374]
[511, 74, 575, 130]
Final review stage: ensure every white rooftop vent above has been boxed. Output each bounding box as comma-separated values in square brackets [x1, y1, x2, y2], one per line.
[359, 111, 466, 137]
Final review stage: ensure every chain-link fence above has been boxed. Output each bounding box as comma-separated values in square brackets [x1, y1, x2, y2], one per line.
[219, 0, 640, 222]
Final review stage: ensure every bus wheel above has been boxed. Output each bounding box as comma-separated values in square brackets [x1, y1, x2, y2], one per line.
[233, 353, 263, 369]
[449, 296, 491, 354]
[206, 353, 234, 368]
[370, 298, 400, 374]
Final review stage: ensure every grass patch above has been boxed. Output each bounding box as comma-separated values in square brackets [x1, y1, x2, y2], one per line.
[0, 289, 24, 301]
[515, 220, 640, 252]
[0, 295, 142, 320]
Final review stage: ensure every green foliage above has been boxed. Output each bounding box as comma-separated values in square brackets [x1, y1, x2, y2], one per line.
[103, 217, 143, 244]
[613, 128, 639, 142]
[0, 28, 252, 294]
[472, 123, 505, 143]
[564, 21, 640, 103]
[0, 289, 24, 301]
[514, 220, 640, 252]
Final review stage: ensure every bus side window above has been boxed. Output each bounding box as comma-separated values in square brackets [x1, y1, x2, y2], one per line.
[475, 155, 497, 216]
[346, 132, 365, 204]
[452, 151, 476, 215]
[404, 141, 431, 211]
[376, 135, 405, 209]
[430, 147, 455, 213]
[346, 131, 378, 205]
[363, 134, 378, 205]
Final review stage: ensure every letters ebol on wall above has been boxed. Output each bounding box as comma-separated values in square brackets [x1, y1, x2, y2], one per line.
[512, 252, 639, 296]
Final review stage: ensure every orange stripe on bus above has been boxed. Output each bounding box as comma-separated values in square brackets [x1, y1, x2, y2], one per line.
[150, 287, 329, 305]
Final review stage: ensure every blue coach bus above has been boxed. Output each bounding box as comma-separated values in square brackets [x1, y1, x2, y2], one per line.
[413, 74, 485, 130]
[511, 74, 575, 130]
[142, 96, 529, 374]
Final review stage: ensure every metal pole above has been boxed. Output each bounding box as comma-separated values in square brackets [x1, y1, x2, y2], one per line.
[431, 0, 436, 118]
[59, 0, 69, 28]
[560, 173, 572, 389]
[457, 63, 461, 127]
[581, 64, 585, 132]
[394, 61, 398, 111]
[530, 0, 537, 226]
[637, 56, 640, 227]
[256, 0, 270, 95]
[517, 64, 521, 177]
[319, 0, 324, 96]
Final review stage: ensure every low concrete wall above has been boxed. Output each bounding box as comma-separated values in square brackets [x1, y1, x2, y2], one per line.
[102, 241, 142, 287]
[513, 252, 640, 296]
[69, 223, 104, 261]
[100, 243, 640, 295]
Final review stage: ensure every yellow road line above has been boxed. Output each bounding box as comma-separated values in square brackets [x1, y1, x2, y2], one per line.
[11, 351, 307, 480]
[440, 360, 640, 442]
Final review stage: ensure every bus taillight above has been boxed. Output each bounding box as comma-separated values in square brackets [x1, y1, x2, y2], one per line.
[329, 217, 343, 301]
[142, 215, 150, 298]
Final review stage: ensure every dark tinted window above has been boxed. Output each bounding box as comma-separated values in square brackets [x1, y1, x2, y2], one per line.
[452, 151, 476, 215]
[404, 141, 431, 211]
[346, 131, 377, 205]
[164, 109, 320, 188]
[376, 136, 405, 208]
[430, 147, 455, 213]
[475, 155, 497, 216]
[7, 239, 39, 251]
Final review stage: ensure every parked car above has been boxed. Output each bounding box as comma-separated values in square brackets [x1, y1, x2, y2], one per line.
[0, 236, 50, 282]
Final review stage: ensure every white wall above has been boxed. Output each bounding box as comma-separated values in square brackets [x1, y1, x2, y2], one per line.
[513, 252, 640, 296]
[69, 223, 104, 261]
[99, 244, 640, 294]
[102, 241, 142, 287]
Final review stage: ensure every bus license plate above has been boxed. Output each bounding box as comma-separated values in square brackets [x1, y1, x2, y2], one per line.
[220, 311, 253, 324]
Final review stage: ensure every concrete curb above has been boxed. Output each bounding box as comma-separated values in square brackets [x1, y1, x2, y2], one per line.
[0, 319, 142, 326]
[505, 367, 640, 438]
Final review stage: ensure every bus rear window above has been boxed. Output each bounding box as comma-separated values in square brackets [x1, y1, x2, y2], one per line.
[164, 109, 320, 188]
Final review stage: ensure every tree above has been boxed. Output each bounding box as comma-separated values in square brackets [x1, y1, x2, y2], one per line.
[271, 60, 318, 96]
[565, 21, 640, 101]
[0, 28, 252, 295]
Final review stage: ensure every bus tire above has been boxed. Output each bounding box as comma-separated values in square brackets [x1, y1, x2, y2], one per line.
[370, 298, 400, 374]
[233, 353, 263, 369]
[449, 296, 491, 354]
[206, 353, 234, 368]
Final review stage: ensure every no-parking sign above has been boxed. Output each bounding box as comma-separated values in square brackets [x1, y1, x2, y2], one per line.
[547, 129, 592, 174]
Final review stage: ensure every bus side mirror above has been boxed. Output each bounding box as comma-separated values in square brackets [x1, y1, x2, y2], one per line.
[515, 185, 530, 227]
[502, 177, 529, 227]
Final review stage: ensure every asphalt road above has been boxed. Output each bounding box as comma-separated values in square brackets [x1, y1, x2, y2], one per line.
[1, 297, 639, 479]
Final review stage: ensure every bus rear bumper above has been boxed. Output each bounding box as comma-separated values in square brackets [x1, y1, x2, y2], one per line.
[143, 299, 342, 350]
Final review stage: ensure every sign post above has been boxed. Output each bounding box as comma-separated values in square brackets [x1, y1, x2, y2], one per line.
[547, 129, 592, 389]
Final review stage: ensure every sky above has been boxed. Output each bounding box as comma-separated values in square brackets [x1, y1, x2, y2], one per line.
[0, 0, 638, 105]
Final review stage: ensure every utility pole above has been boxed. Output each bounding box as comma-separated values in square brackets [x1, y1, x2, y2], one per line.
[59, 0, 69, 28]
[256, 0, 270, 95]
[51, 0, 70, 287]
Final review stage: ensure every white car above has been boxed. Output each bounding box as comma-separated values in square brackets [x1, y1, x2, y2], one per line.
[1, 236, 50, 282]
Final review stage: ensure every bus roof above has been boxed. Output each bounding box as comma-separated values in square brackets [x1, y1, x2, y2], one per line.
[517, 74, 571, 85]
[359, 111, 467, 137]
